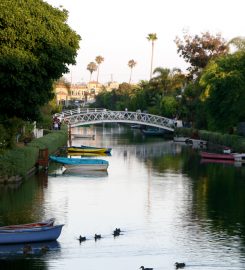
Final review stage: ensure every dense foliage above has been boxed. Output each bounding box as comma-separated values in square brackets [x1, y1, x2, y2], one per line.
[94, 32, 245, 134]
[175, 32, 228, 78]
[94, 68, 186, 118]
[0, 129, 67, 180]
[0, 0, 80, 121]
[200, 51, 245, 132]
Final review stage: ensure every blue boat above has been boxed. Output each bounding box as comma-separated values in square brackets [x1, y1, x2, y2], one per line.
[49, 156, 109, 171]
[0, 225, 64, 244]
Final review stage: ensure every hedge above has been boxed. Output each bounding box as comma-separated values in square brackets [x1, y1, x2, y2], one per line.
[0, 128, 67, 181]
[176, 127, 245, 152]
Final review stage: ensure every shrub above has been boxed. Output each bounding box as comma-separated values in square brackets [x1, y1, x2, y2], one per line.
[0, 128, 67, 180]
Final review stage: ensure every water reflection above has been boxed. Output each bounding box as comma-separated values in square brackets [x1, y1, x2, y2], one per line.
[0, 240, 60, 259]
[0, 124, 245, 269]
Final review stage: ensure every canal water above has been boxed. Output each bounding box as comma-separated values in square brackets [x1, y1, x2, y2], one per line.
[1, 124, 245, 270]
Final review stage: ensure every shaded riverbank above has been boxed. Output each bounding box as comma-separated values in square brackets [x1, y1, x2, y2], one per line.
[176, 127, 245, 152]
[0, 129, 68, 184]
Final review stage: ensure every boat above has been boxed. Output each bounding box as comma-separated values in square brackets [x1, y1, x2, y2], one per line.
[0, 218, 55, 230]
[141, 128, 166, 136]
[72, 134, 95, 139]
[130, 124, 141, 129]
[0, 225, 64, 244]
[173, 136, 190, 143]
[233, 153, 245, 163]
[200, 151, 234, 160]
[200, 158, 234, 165]
[49, 156, 109, 171]
[68, 152, 111, 157]
[67, 145, 112, 154]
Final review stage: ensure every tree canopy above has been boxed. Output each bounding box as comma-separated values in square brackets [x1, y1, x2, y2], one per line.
[0, 0, 81, 121]
[175, 32, 228, 78]
[200, 52, 245, 132]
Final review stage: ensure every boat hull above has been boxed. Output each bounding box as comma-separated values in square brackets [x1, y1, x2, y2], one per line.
[64, 163, 108, 171]
[200, 151, 234, 160]
[49, 156, 109, 171]
[0, 225, 63, 244]
[68, 146, 111, 154]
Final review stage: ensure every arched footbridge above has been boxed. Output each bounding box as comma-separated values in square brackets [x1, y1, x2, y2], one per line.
[54, 108, 175, 132]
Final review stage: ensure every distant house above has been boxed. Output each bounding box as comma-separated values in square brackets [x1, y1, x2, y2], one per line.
[54, 80, 118, 106]
[104, 81, 119, 91]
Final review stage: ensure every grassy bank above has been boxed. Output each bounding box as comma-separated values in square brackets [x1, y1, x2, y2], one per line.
[176, 128, 245, 152]
[0, 128, 67, 183]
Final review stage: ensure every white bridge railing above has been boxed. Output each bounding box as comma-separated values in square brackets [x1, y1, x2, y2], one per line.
[55, 109, 175, 131]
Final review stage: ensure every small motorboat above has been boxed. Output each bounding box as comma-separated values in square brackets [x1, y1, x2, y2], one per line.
[0, 224, 64, 244]
[0, 218, 55, 230]
[49, 156, 109, 171]
[200, 151, 234, 160]
[68, 145, 112, 154]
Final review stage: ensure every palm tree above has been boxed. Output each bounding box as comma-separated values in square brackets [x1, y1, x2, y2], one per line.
[128, 59, 137, 84]
[95, 56, 104, 83]
[147, 33, 158, 80]
[87, 62, 97, 82]
[152, 67, 186, 95]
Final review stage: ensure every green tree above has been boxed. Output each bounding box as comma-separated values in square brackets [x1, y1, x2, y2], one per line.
[128, 59, 137, 84]
[87, 62, 97, 81]
[0, 0, 80, 121]
[200, 52, 245, 132]
[147, 33, 157, 79]
[175, 31, 228, 78]
[95, 55, 104, 83]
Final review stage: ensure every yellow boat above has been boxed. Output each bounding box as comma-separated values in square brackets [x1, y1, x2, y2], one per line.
[68, 152, 111, 157]
[67, 145, 112, 154]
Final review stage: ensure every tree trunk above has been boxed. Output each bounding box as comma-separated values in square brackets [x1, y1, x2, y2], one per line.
[150, 41, 154, 79]
[129, 68, 133, 84]
[97, 65, 100, 83]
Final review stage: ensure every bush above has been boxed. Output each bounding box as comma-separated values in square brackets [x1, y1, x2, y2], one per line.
[0, 128, 67, 180]
[176, 127, 245, 152]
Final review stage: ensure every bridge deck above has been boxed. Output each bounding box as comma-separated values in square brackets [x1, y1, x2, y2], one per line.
[54, 109, 175, 131]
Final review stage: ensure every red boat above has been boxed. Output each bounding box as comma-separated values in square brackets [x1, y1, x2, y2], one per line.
[201, 158, 234, 165]
[200, 151, 235, 160]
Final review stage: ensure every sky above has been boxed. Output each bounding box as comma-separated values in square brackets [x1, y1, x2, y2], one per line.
[45, 0, 244, 84]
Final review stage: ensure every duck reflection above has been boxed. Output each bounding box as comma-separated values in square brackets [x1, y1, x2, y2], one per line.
[0, 240, 60, 259]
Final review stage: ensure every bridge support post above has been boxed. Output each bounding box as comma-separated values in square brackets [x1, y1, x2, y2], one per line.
[68, 124, 72, 146]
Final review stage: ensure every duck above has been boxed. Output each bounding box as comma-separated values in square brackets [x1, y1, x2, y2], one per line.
[94, 234, 101, 240]
[175, 262, 185, 269]
[113, 230, 120, 237]
[79, 236, 86, 242]
[23, 244, 32, 255]
[40, 245, 49, 253]
[139, 266, 153, 270]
